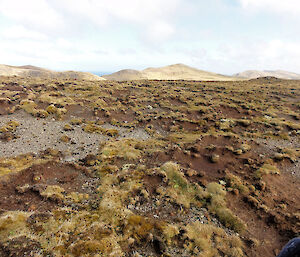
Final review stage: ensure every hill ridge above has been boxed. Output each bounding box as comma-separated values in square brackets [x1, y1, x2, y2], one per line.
[235, 69, 300, 80]
[0, 64, 105, 81]
[102, 63, 237, 81]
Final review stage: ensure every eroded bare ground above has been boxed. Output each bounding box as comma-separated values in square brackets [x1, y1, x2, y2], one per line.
[0, 76, 299, 256]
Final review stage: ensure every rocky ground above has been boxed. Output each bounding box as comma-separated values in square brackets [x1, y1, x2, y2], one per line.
[0, 76, 299, 257]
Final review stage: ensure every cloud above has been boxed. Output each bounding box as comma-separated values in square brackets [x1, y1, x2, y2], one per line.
[211, 39, 300, 73]
[58, 0, 182, 42]
[0, 0, 64, 31]
[1, 25, 48, 41]
[0, 0, 299, 74]
[238, 0, 300, 16]
[0, 0, 182, 42]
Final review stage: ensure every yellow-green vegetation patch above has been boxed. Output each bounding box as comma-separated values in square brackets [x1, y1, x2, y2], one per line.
[40, 185, 65, 201]
[206, 182, 246, 233]
[38, 92, 75, 106]
[225, 171, 249, 194]
[0, 211, 32, 241]
[255, 160, 280, 179]
[83, 123, 119, 137]
[135, 138, 167, 155]
[60, 134, 71, 143]
[273, 148, 300, 162]
[70, 118, 83, 125]
[160, 162, 246, 233]
[161, 162, 207, 208]
[185, 222, 244, 256]
[46, 104, 67, 119]
[19, 100, 49, 118]
[0, 209, 123, 256]
[63, 123, 73, 131]
[99, 139, 142, 161]
[0, 155, 48, 177]
[0, 120, 20, 133]
[66, 192, 89, 203]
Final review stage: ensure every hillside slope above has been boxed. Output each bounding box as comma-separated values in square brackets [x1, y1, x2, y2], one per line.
[102, 69, 147, 81]
[103, 63, 237, 81]
[235, 70, 300, 80]
[0, 64, 105, 81]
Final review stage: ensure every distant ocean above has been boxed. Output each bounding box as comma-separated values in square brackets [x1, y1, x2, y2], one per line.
[90, 72, 112, 76]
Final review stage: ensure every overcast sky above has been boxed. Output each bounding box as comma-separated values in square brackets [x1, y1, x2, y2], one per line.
[0, 0, 300, 74]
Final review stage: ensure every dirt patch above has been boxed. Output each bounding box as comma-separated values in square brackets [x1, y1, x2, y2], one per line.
[217, 105, 247, 119]
[0, 236, 42, 257]
[226, 193, 286, 257]
[64, 104, 95, 120]
[0, 161, 95, 212]
[0, 99, 13, 115]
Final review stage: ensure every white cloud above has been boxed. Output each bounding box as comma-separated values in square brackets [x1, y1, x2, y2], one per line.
[0, 0, 300, 74]
[0, 0, 64, 31]
[1, 25, 48, 40]
[0, 0, 182, 42]
[239, 0, 300, 16]
[211, 39, 300, 73]
[56, 0, 181, 42]
[143, 21, 175, 43]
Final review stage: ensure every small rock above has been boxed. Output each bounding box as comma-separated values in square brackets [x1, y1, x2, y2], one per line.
[210, 154, 220, 163]
[233, 188, 239, 195]
[258, 181, 266, 191]
[186, 168, 197, 177]
[128, 237, 135, 245]
[219, 180, 226, 186]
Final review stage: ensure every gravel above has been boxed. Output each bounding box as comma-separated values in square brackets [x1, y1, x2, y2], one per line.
[0, 111, 150, 161]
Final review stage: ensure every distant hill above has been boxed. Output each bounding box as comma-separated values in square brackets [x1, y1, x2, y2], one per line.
[235, 70, 300, 80]
[102, 64, 237, 81]
[103, 69, 148, 81]
[0, 64, 105, 81]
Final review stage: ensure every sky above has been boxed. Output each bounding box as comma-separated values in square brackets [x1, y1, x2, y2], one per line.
[0, 0, 300, 75]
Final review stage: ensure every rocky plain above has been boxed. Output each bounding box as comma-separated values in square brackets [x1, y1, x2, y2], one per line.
[0, 75, 299, 256]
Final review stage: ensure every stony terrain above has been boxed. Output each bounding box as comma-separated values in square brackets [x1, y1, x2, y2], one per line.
[0, 76, 299, 257]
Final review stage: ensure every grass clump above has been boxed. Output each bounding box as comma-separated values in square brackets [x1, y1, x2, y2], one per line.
[161, 162, 207, 208]
[225, 171, 249, 194]
[185, 221, 244, 256]
[63, 123, 73, 131]
[40, 185, 65, 201]
[99, 139, 141, 161]
[168, 132, 202, 144]
[38, 92, 74, 106]
[46, 104, 67, 119]
[273, 148, 300, 162]
[70, 118, 83, 125]
[83, 123, 119, 137]
[206, 182, 246, 233]
[60, 134, 71, 143]
[0, 211, 31, 241]
[255, 160, 280, 179]
[125, 215, 155, 242]
[0, 120, 20, 133]
[19, 100, 49, 118]
[160, 223, 180, 246]
[0, 155, 47, 177]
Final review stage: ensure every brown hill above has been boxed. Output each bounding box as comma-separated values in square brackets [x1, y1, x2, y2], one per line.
[103, 63, 237, 81]
[0, 64, 105, 81]
[235, 70, 300, 80]
[102, 69, 147, 81]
